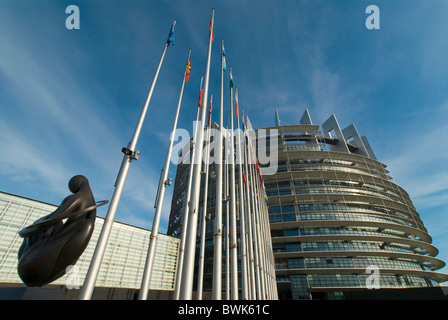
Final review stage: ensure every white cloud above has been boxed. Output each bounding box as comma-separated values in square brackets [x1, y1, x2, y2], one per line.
[310, 69, 341, 120]
[0, 120, 71, 196]
[0, 8, 166, 230]
[384, 120, 448, 210]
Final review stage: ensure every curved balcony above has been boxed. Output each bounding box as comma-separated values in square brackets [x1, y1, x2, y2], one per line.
[275, 267, 448, 285]
[270, 219, 432, 243]
[274, 250, 446, 271]
[271, 234, 439, 256]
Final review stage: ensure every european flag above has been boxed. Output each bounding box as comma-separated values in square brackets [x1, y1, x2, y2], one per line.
[167, 21, 175, 47]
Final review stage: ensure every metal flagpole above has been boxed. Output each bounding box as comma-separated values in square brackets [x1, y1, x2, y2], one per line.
[248, 152, 262, 299]
[224, 126, 230, 300]
[252, 160, 266, 299]
[212, 38, 225, 300]
[259, 185, 269, 299]
[260, 175, 275, 300]
[261, 170, 272, 296]
[78, 20, 175, 300]
[174, 77, 203, 300]
[246, 117, 278, 300]
[264, 185, 278, 300]
[264, 190, 276, 299]
[261, 172, 271, 299]
[246, 125, 262, 299]
[138, 48, 191, 300]
[254, 168, 267, 299]
[235, 88, 249, 299]
[179, 9, 214, 300]
[228, 68, 239, 300]
[197, 94, 213, 300]
[242, 110, 256, 299]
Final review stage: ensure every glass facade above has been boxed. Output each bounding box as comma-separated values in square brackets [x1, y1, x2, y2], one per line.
[261, 113, 448, 299]
[168, 111, 448, 299]
[167, 126, 278, 299]
[0, 191, 179, 291]
[167, 111, 448, 299]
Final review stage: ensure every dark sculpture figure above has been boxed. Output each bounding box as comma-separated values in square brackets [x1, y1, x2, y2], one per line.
[17, 175, 107, 287]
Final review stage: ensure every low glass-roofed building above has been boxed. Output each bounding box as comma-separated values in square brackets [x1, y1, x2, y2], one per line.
[0, 191, 179, 298]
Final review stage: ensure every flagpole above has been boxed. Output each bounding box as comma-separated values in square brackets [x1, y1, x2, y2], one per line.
[254, 164, 267, 299]
[245, 123, 261, 299]
[248, 145, 262, 299]
[259, 173, 269, 297]
[264, 185, 276, 299]
[179, 9, 214, 300]
[197, 94, 212, 300]
[224, 126, 230, 300]
[260, 183, 269, 299]
[242, 109, 256, 299]
[138, 48, 190, 300]
[78, 20, 175, 300]
[174, 76, 203, 300]
[247, 123, 266, 299]
[234, 87, 249, 300]
[264, 182, 277, 300]
[228, 67, 238, 300]
[212, 38, 225, 300]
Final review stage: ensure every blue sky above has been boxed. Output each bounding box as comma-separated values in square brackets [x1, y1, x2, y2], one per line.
[1, 1, 448, 279]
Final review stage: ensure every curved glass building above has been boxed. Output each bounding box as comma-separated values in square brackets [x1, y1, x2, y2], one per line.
[264, 110, 448, 299]
[167, 109, 447, 300]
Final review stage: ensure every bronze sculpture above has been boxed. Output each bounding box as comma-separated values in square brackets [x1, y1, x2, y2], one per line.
[17, 175, 107, 287]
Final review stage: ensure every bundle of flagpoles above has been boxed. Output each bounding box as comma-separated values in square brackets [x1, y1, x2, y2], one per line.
[78, 8, 277, 301]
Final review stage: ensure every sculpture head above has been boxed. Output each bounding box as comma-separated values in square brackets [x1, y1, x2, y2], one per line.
[68, 175, 89, 193]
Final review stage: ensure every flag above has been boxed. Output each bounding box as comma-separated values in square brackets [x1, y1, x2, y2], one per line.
[209, 16, 214, 42]
[185, 57, 191, 82]
[229, 69, 234, 89]
[198, 76, 204, 107]
[235, 88, 239, 118]
[246, 115, 253, 131]
[208, 94, 213, 125]
[222, 47, 226, 72]
[167, 21, 175, 47]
